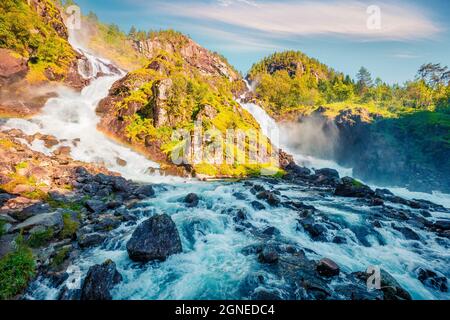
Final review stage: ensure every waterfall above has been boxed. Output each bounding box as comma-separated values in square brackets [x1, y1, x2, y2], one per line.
[238, 80, 353, 177]
[1, 32, 184, 184]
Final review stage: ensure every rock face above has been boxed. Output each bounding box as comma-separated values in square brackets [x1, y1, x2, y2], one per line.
[132, 35, 241, 82]
[0, 49, 29, 85]
[95, 31, 272, 178]
[417, 268, 448, 293]
[334, 177, 375, 198]
[126, 214, 182, 262]
[316, 258, 340, 277]
[80, 260, 123, 300]
[184, 193, 199, 208]
[0, 0, 88, 118]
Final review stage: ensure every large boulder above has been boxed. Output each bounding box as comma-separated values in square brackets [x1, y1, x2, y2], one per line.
[184, 193, 199, 208]
[417, 268, 448, 293]
[316, 258, 340, 277]
[80, 260, 123, 300]
[334, 177, 375, 198]
[11, 210, 64, 233]
[256, 191, 281, 207]
[126, 214, 182, 262]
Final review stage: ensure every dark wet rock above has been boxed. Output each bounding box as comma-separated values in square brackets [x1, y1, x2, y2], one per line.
[0, 234, 15, 259]
[233, 192, 247, 200]
[94, 217, 121, 232]
[48, 271, 70, 288]
[335, 284, 383, 300]
[250, 184, 265, 195]
[85, 200, 107, 214]
[316, 258, 340, 277]
[332, 235, 347, 244]
[126, 214, 182, 262]
[432, 220, 450, 231]
[11, 210, 64, 233]
[285, 163, 311, 176]
[250, 289, 283, 300]
[375, 188, 394, 197]
[239, 272, 266, 297]
[418, 210, 432, 218]
[335, 177, 375, 198]
[78, 232, 107, 248]
[184, 193, 199, 208]
[0, 193, 14, 206]
[312, 168, 340, 186]
[134, 185, 155, 199]
[350, 225, 385, 247]
[258, 246, 279, 264]
[256, 191, 281, 207]
[354, 269, 412, 300]
[417, 268, 448, 292]
[372, 220, 382, 228]
[8, 202, 51, 221]
[230, 208, 248, 225]
[381, 206, 410, 221]
[112, 177, 131, 193]
[370, 198, 384, 206]
[80, 260, 123, 300]
[315, 168, 340, 180]
[241, 243, 263, 256]
[106, 201, 122, 210]
[82, 183, 100, 195]
[392, 225, 420, 241]
[299, 218, 328, 241]
[251, 201, 266, 211]
[261, 226, 280, 237]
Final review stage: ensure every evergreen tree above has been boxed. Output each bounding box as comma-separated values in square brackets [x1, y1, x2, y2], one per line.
[128, 26, 137, 39]
[356, 67, 373, 88]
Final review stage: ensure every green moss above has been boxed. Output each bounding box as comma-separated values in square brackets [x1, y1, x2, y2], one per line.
[51, 247, 70, 268]
[249, 51, 450, 120]
[0, 220, 6, 238]
[15, 162, 28, 170]
[351, 179, 364, 188]
[0, 240, 36, 300]
[0, 0, 76, 83]
[0, 139, 16, 149]
[47, 196, 87, 213]
[60, 213, 79, 239]
[27, 228, 54, 248]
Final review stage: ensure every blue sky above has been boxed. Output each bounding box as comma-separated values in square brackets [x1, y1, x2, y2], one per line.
[74, 0, 450, 84]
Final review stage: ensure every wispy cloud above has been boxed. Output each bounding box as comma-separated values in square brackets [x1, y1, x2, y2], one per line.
[391, 53, 421, 59]
[156, 0, 441, 41]
[186, 25, 282, 52]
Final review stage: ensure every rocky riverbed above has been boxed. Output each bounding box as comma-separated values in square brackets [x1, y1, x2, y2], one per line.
[1, 137, 446, 300]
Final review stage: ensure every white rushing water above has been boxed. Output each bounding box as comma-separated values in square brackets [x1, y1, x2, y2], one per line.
[238, 81, 450, 208]
[238, 82, 353, 178]
[2, 35, 446, 300]
[27, 180, 449, 300]
[1, 34, 187, 184]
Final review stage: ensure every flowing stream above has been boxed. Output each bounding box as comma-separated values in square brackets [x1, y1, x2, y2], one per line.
[2, 36, 448, 300]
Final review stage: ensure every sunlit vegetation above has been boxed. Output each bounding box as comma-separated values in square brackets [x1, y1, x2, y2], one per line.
[249, 51, 450, 119]
[116, 46, 280, 177]
[0, 236, 36, 300]
[0, 0, 76, 83]
[81, 13, 147, 71]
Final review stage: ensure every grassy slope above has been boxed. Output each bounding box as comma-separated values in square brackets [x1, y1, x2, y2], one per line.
[0, 0, 76, 83]
[106, 33, 281, 177]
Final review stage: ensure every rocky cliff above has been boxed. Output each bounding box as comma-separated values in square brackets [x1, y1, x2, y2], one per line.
[0, 0, 87, 118]
[98, 31, 280, 178]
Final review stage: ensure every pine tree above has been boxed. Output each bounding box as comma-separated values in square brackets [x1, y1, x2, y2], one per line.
[128, 26, 137, 40]
[356, 67, 373, 93]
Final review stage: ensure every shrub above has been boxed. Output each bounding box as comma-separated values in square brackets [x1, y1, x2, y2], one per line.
[0, 239, 36, 300]
[60, 213, 79, 239]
